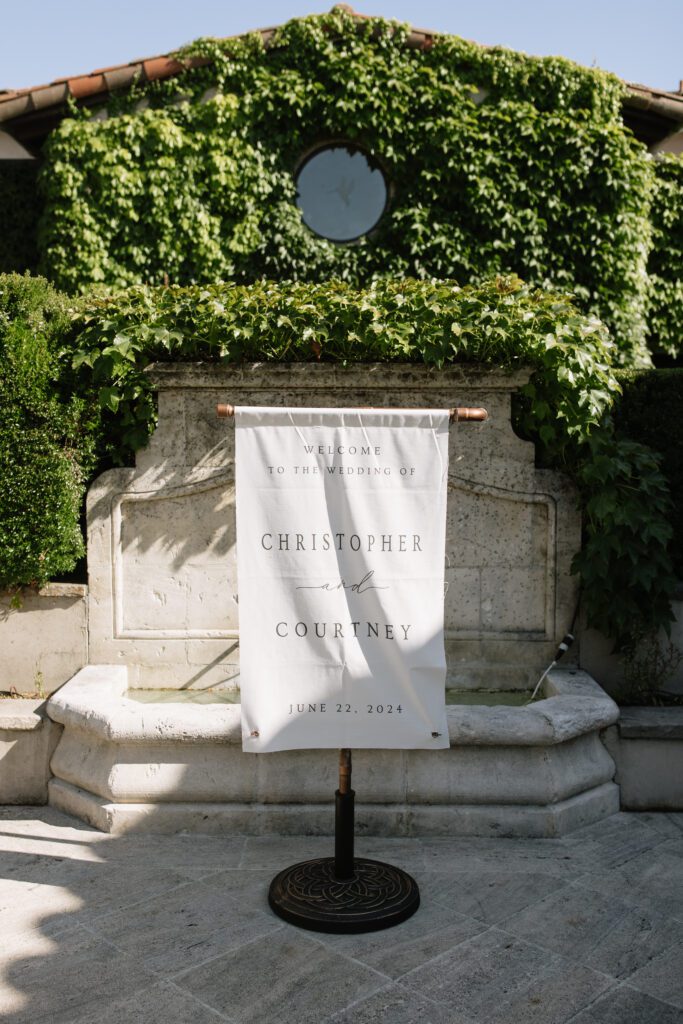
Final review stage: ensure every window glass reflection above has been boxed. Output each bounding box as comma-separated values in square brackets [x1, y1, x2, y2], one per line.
[295, 146, 387, 242]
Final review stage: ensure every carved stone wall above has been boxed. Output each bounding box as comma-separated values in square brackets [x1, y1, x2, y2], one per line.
[87, 364, 581, 688]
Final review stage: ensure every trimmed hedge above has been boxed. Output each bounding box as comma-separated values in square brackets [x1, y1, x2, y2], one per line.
[0, 275, 94, 588]
[38, 11, 653, 364]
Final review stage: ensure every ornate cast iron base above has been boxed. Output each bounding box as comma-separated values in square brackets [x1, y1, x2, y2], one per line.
[268, 856, 420, 934]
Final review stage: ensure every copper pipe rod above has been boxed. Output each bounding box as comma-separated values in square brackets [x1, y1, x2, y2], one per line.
[216, 404, 488, 422]
[338, 748, 352, 796]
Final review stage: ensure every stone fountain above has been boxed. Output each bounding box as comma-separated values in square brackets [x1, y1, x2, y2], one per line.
[46, 363, 619, 835]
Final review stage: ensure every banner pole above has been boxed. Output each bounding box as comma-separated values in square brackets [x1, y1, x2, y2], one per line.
[334, 749, 355, 880]
[218, 403, 487, 421]
[268, 746, 420, 933]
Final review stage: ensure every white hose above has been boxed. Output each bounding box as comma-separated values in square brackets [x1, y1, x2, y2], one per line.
[528, 660, 556, 704]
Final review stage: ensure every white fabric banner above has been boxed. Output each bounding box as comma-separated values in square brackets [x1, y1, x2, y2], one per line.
[235, 407, 450, 753]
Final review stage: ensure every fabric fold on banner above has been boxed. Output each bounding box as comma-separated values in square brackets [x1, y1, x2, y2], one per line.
[235, 406, 450, 752]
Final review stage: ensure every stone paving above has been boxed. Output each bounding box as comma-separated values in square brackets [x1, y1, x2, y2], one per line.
[0, 808, 681, 1023]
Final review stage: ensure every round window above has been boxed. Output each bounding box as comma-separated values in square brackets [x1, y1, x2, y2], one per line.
[295, 144, 387, 242]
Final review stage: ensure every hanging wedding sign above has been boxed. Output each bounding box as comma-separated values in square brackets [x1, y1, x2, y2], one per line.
[235, 407, 450, 753]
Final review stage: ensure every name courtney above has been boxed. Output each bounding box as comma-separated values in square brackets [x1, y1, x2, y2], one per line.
[275, 621, 412, 640]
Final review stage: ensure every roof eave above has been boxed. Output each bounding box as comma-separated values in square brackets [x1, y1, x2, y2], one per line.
[0, 10, 680, 146]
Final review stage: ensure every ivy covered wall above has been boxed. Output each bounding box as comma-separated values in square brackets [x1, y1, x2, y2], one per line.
[36, 11, 658, 363]
[647, 155, 683, 361]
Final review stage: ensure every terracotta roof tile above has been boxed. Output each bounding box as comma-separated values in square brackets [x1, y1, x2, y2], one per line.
[142, 56, 185, 81]
[68, 74, 107, 100]
[90, 63, 140, 75]
[0, 7, 681, 128]
[0, 95, 31, 119]
[103, 66, 141, 91]
[29, 83, 69, 111]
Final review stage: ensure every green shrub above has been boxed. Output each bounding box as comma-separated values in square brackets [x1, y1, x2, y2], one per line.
[647, 156, 683, 361]
[0, 162, 41, 275]
[0, 275, 94, 588]
[69, 274, 674, 640]
[38, 11, 652, 364]
[1, 270, 676, 639]
[0, 428, 84, 588]
[572, 431, 675, 641]
[70, 275, 619, 462]
[613, 368, 683, 578]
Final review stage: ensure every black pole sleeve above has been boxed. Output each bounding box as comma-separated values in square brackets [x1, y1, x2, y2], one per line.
[334, 788, 355, 880]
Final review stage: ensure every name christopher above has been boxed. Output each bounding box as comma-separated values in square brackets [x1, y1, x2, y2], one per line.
[261, 532, 422, 552]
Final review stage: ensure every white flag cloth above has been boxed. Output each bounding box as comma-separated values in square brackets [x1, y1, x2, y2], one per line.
[235, 406, 450, 752]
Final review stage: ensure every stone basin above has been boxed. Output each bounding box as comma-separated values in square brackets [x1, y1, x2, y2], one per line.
[47, 664, 619, 837]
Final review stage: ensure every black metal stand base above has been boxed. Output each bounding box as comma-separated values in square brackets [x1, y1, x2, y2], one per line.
[268, 856, 420, 934]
